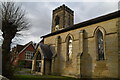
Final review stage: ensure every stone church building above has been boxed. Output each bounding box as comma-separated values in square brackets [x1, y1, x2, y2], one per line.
[32, 4, 120, 78]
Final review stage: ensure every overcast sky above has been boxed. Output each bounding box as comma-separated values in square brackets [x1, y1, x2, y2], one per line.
[0, 1, 119, 46]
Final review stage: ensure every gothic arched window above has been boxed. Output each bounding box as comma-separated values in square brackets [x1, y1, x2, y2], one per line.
[97, 30, 105, 60]
[67, 36, 73, 60]
[55, 16, 60, 25]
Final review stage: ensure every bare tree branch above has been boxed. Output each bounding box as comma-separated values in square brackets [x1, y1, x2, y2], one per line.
[0, 2, 30, 78]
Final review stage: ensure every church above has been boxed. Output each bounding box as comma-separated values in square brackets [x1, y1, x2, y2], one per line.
[32, 4, 120, 78]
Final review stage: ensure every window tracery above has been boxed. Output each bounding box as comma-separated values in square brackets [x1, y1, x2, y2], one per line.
[97, 30, 105, 60]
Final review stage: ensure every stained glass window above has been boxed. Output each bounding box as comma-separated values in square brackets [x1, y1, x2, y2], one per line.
[97, 30, 105, 60]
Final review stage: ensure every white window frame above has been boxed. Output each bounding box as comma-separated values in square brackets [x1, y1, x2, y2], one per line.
[25, 51, 34, 60]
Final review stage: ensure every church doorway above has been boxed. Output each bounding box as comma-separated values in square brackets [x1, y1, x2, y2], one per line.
[36, 61, 41, 72]
[35, 52, 42, 72]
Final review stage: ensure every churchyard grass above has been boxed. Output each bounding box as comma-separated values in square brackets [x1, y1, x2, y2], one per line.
[12, 75, 78, 80]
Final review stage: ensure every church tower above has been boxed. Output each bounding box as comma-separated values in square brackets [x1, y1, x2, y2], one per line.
[52, 4, 74, 32]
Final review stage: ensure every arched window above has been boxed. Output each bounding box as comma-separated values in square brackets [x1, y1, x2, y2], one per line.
[67, 36, 73, 60]
[55, 16, 60, 25]
[36, 52, 41, 60]
[97, 30, 105, 60]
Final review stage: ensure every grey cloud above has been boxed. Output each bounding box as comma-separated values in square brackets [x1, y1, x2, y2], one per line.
[72, 2, 118, 23]
[11, 2, 118, 45]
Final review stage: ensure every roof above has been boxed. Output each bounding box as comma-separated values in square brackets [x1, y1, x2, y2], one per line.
[39, 43, 53, 59]
[16, 45, 24, 53]
[42, 10, 120, 38]
[18, 41, 35, 54]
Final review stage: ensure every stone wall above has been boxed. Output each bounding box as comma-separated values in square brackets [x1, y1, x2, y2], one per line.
[52, 5, 74, 32]
[44, 60, 51, 75]
[117, 16, 120, 78]
[44, 18, 119, 78]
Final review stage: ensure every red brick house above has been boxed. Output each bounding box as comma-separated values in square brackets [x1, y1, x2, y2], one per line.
[12, 41, 35, 69]
[11, 44, 24, 64]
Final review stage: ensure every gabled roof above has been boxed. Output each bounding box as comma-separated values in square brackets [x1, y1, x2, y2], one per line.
[18, 41, 35, 54]
[16, 45, 24, 53]
[39, 43, 53, 59]
[42, 10, 120, 38]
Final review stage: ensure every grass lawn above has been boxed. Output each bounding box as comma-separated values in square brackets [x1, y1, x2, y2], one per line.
[12, 75, 78, 80]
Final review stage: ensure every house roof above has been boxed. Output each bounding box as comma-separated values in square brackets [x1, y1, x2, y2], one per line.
[39, 43, 53, 59]
[42, 10, 120, 38]
[16, 45, 25, 53]
[18, 41, 35, 54]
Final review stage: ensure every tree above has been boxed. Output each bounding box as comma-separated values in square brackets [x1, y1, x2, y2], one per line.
[0, 2, 29, 78]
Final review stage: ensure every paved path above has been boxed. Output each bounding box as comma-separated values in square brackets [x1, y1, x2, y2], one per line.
[15, 68, 35, 75]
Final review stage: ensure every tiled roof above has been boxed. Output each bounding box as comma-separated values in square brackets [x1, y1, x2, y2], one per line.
[18, 41, 35, 54]
[39, 43, 53, 59]
[16, 45, 24, 53]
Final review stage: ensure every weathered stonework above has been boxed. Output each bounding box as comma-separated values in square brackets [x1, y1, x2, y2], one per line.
[44, 17, 120, 78]
[32, 4, 120, 78]
[117, 14, 120, 78]
[52, 4, 74, 32]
